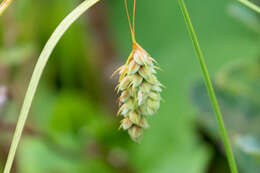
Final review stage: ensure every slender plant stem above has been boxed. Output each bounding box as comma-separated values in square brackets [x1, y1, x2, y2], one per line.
[3, 0, 99, 172]
[238, 0, 260, 13]
[0, 0, 13, 16]
[178, 1, 238, 173]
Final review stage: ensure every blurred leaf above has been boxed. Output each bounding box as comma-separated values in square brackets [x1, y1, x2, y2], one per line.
[234, 135, 260, 172]
[235, 135, 260, 157]
[228, 2, 260, 33]
[18, 137, 82, 173]
[45, 90, 117, 151]
[49, 90, 112, 136]
[0, 43, 35, 66]
[191, 58, 260, 172]
[18, 137, 114, 173]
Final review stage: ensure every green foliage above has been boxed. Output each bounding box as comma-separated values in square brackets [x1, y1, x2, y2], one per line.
[18, 137, 115, 173]
[0, 44, 35, 66]
[0, 0, 260, 172]
[191, 58, 260, 173]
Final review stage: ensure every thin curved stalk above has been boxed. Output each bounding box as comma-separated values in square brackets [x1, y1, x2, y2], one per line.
[0, 0, 13, 16]
[238, 0, 260, 13]
[178, 0, 239, 173]
[3, 0, 100, 172]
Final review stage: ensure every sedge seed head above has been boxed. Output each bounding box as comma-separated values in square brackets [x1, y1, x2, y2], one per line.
[113, 43, 163, 142]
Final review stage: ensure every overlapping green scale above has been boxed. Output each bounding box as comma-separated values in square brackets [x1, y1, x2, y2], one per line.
[115, 45, 162, 142]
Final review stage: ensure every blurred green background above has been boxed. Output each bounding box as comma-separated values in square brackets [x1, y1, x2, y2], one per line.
[0, 0, 260, 172]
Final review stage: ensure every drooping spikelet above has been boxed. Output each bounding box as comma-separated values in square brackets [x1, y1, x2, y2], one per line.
[113, 43, 163, 142]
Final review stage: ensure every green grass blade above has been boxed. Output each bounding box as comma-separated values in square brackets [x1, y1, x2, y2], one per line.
[238, 0, 260, 13]
[178, 0, 239, 173]
[3, 0, 100, 172]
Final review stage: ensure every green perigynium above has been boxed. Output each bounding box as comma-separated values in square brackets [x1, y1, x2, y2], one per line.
[114, 42, 162, 142]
